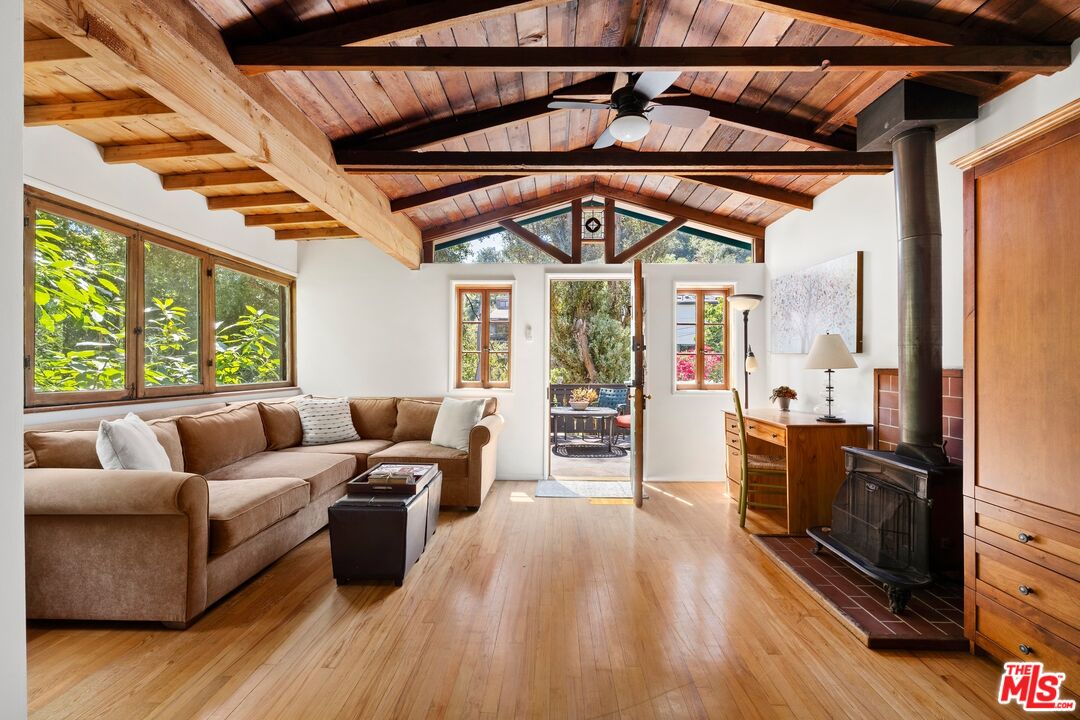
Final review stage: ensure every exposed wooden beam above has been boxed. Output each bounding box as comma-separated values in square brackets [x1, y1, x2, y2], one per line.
[102, 139, 235, 164]
[666, 92, 855, 150]
[424, 186, 596, 244]
[612, 217, 687, 264]
[571, 199, 583, 264]
[245, 211, 336, 227]
[275, 226, 359, 241]
[603, 198, 616, 263]
[677, 175, 814, 211]
[597, 186, 765, 240]
[24, 98, 175, 127]
[28, 0, 420, 267]
[206, 192, 308, 210]
[234, 45, 1070, 75]
[391, 176, 528, 213]
[24, 37, 90, 65]
[338, 150, 894, 175]
[269, 0, 566, 48]
[719, 0, 1030, 46]
[813, 71, 906, 135]
[499, 220, 572, 263]
[162, 169, 276, 190]
[343, 77, 612, 151]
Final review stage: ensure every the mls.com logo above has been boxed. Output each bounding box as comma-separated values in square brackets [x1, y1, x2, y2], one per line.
[998, 662, 1077, 712]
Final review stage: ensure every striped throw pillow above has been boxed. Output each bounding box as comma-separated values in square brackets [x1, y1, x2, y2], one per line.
[293, 397, 360, 446]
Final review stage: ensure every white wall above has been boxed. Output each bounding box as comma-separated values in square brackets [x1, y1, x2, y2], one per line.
[764, 45, 1080, 423]
[297, 241, 766, 481]
[2, 1, 27, 715]
[24, 126, 297, 275]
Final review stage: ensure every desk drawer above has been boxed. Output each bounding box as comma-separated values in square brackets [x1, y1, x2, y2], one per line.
[976, 595, 1080, 693]
[726, 444, 740, 483]
[744, 420, 786, 446]
[976, 541, 1080, 631]
[725, 431, 740, 451]
[724, 414, 739, 435]
[975, 501, 1080, 579]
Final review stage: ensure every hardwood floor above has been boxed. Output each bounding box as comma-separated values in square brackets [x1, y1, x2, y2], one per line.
[27, 482, 1027, 719]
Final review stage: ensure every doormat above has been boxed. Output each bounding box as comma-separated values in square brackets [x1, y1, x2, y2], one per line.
[752, 535, 967, 650]
[536, 479, 642, 499]
[552, 444, 628, 459]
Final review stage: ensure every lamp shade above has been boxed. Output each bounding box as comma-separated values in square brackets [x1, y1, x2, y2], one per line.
[745, 353, 759, 372]
[609, 113, 651, 142]
[728, 293, 763, 313]
[805, 333, 857, 369]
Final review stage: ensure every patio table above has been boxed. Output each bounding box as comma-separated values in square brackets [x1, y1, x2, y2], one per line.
[550, 406, 617, 453]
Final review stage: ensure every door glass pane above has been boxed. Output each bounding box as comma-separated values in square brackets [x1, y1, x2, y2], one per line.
[703, 293, 726, 326]
[675, 293, 697, 323]
[704, 354, 725, 385]
[215, 266, 287, 385]
[144, 242, 201, 387]
[461, 292, 482, 322]
[488, 291, 510, 321]
[461, 323, 479, 352]
[460, 352, 480, 383]
[676, 324, 697, 354]
[703, 324, 724, 355]
[488, 353, 509, 383]
[676, 354, 696, 382]
[32, 209, 128, 392]
[488, 322, 509, 351]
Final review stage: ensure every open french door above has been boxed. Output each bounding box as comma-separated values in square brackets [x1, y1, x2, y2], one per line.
[631, 260, 647, 507]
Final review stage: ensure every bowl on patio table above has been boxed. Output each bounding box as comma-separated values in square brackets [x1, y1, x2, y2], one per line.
[569, 401, 590, 411]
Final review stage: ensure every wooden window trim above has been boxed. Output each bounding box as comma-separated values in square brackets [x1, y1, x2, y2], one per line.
[24, 187, 296, 409]
[675, 287, 731, 392]
[455, 285, 512, 390]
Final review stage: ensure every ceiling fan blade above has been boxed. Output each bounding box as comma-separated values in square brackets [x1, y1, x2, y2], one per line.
[630, 71, 682, 101]
[593, 126, 617, 149]
[548, 101, 611, 111]
[646, 104, 711, 129]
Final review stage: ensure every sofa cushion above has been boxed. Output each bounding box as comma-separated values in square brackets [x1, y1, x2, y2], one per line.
[348, 397, 397, 441]
[145, 419, 185, 472]
[25, 421, 185, 471]
[258, 401, 302, 450]
[369, 441, 468, 481]
[204, 451, 355, 499]
[295, 396, 360, 446]
[96, 413, 172, 471]
[279, 439, 393, 463]
[177, 403, 268, 476]
[392, 399, 442, 442]
[207, 478, 310, 555]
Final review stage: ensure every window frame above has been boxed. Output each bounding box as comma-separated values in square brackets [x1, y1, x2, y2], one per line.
[674, 287, 732, 392]
[24, 188, 296, 409]
[455, 284, 512, 390]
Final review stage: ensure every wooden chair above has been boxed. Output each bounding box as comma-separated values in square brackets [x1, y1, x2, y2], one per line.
[731, 389, 787, 528]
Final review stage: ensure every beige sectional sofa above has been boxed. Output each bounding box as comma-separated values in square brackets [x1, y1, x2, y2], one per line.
[23, 396, 503, 627]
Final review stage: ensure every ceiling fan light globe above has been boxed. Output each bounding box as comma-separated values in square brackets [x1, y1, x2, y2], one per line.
[609, 113, 651, 142]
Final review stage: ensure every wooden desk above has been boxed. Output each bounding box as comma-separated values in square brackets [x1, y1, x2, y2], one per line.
[723, 409, 870, 535]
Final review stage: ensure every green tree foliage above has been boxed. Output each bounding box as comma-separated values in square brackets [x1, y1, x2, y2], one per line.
[434, 213, 572, 264]
[32, 210, 284, 393]
[549, 280, 631, 384]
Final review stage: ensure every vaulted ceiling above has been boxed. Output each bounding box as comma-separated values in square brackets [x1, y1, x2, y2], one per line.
[22, 0, 1080, 266]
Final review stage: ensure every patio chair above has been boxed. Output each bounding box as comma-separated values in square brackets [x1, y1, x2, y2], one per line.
[599, 387, 630, 447]
[731, 389, 787, 528]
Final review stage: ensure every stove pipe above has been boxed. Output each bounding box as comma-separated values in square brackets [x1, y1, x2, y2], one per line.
[892, 128, 947, 465]
[857, 81, 978, 467]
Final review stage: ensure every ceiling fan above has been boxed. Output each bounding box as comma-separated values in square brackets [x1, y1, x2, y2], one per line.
[548, 71, 711, 149]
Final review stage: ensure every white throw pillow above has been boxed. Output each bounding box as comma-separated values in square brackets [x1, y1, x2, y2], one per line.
[431, 397, 487, 451]
[96, 413, 172, 471]
[294, 396, 360, 446]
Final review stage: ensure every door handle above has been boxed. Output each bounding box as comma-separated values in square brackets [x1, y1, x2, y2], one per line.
[644, 394, 652, 400]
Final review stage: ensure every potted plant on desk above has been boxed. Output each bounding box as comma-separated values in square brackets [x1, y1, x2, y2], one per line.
[569, 387, 598, 411]
[770, 386, 798, 412]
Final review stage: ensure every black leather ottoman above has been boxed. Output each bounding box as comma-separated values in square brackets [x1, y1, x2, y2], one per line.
[328, 471, 442, 586]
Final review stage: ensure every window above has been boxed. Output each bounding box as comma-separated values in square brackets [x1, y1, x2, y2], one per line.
[675, 288, 730, 391]
[24, 190, 295, 407]
[456, 286, 511, 389]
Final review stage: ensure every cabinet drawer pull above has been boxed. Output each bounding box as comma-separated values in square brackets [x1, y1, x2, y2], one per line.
[1018, 584, 1033, 596]
[1017, 532, 1034, 543]
[1019, 644, 1033, 655]
[771, 433, 778, 438]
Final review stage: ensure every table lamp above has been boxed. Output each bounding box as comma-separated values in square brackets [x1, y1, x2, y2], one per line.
[728, 293, 763, 407]
[804, 333, 857, 422]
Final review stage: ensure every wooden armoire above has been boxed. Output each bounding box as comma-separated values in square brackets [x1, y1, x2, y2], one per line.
[961, 108, 1080, 692]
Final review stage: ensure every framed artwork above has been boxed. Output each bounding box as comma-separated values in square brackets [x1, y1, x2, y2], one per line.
[770, 251, 863, 354]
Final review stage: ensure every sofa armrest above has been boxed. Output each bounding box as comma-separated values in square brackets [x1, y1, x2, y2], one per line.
[25, 468, 207, 516]
[24, 468, 209, 625]
[469, 412, 505, 450]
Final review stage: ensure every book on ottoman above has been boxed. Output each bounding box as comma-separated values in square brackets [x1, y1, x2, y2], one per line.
[347, 462, 438, 496]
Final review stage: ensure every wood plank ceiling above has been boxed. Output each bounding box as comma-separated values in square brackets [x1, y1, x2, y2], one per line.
[23, 0, 1080, 257]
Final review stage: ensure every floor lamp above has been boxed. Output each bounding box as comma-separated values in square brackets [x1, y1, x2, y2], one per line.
[728, 294, 763, 408]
